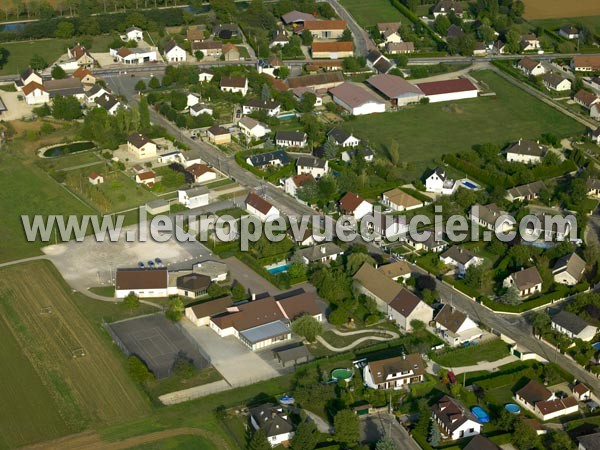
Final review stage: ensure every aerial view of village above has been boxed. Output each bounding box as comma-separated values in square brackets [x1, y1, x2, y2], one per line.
[5, 0, 600, 449]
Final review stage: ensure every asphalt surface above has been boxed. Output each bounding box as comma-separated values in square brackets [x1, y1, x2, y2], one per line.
[323, 0, 375, 56]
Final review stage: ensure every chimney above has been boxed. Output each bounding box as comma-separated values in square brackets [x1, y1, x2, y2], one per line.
[320, 246, 326, 254]
[251, 292, 256, 301]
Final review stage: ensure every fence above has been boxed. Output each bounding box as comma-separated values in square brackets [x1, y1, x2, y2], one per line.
[176, 321, 212, 366]
[102, 320, 131, 357]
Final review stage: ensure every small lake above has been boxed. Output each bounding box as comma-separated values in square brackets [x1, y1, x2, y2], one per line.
[41, 141, 96, 157]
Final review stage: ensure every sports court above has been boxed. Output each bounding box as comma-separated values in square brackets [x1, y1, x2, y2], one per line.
[108, 313, 209, 379]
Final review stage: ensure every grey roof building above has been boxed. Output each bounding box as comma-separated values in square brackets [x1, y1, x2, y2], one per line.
[296, 242, 343, 264]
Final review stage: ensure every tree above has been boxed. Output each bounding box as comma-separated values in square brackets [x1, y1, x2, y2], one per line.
[386, 141, 400, 165]
[346, 252, 375, 275]
[323, 137, 338, 159]
[128, 355, 154, 383]
[231, 281, 246, 300]
[207, 282, 227, 298]
[166, 297, 184, 321]
[30, 53, 48, 70]
[339, 28, 352, 42]
[52, 95, 82, 120]
[531, 311, 551, 337]
[170, 91, 187, 111]
[55, 21, 74, 39]
[427, 418, 441, 446]
[317, 175, 337, 200]
[261, 83, 271, 101]
[299, 92, 316, 113]
[506, 28, 522, 53]
[548, 431, 575, 450]
[513, 419, 540, 450]
[499, 286, 521, 305]
[148, 76, 161, 89]
[496, 409, 518, 432]
[123, 293, 140, 310]
[139, 96, 151, 131]
[301, 29, 313, 46]
[334, 409, 360, 447]
[247, 429, 270, 450]
[291, 421, 319, 450]
[434, 15, 451, 35]
[135, 80, 146, 92]
[173, 353, 196, 379]
[375, 436, 396, 450]
[51, 65, 66, 79]
[292, 315, 323, 342]
[194, 50, 205, 61]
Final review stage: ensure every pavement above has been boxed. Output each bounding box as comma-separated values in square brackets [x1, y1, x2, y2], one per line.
[428, 355, 519, 376]
[360, 412, 420, 450]
[316, 328, 399, 352]
[323, 0, 375, 56]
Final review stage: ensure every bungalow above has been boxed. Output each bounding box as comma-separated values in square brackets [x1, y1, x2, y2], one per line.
[221, 43, 239, 61]
[515, 379, 578, 421]
[492, 40, 507, 54]
[470, 203, 513, 233]
[198, 69, 214, 83]
[284, 173, 315, 197]
[187, 163, 217, 184]
[378, 260, 411, 281]
[178, 186, 209, 209]
[311, 41, 354, 59]
[193, 40, 223, 58]
[304, 19, 347, 39]
[86, 84, 108, 103]
[297, 156, 328, 178]
[573, 383, 591, 401]
[296, 242, 343, 265]
[15, 67, 42, 91]
[520, 34, 540, 52]
[328, 128, 360, 147]
[238, 116, 270, 139]
[247, 150, 291, 169]
[176, 273, 211, 299]
[270, 29, 289, 48]
[245, 192, 280, 222]
[506, 139, 547, 164]
[363, 353, 426, 390]
[386, 42, 415, 54]
[164, 40, 186, 62]
[559, 25, 580, 40]
[207, 125, 231, 145]
[94, 92, 121, 115]
[123, 26, 143, 42]
[434, 304, 482, 346]
[377, 22, 402, 45]
[405, 228, 448, 253]
[275, 130, 307, 148]
[190, 103, 213, 117]
[249, 404, 295, 447]
[571, 56, 600, 72]
[353, 263, 404, 312]
[439, 246, 483, 274]
[506, 180, 547, 202]
[22, 82, 49, 105]
[220, 76, 248, 96]
[115, 267, 171, 298]
[543, 73, 571, 92]
[281, 10, 315, 25]
[503, 267, 543, 297]
[127, 132, 157, 159]
[432, 0, 464, 18]
[366, 74, 425, 107]
[431, 396, 480, 441]
[110, 47, 158, 64]
[366, 50, 395, 74]
[339, 192, 373, 221]
[135, 170, 156, 186]
[242, 98, 281, 117]
[329, 82, 386, 116]
[552, 310, 597, 341]
[388, 290, 433, 332]
[516, 56, 545, 76]
[73, 67, 96, 86]
[417, 78, 478, 103]
[553, 252, 586, 286]
[425, 167, 457, 195]
[88, 171, 104, 185]
[381, 188, 423, 212]
[575, 90, 600, 110]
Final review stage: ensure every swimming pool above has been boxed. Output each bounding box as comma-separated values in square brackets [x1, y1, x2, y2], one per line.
[461, 179, 480, 190]
[471, 406, 490, 423]
[331, 368, 353, 381]
[267, 263, 290, 274]
[505, 403, 521, 415]
[277, 113, 297, 119]
[593, 342, 600, 351]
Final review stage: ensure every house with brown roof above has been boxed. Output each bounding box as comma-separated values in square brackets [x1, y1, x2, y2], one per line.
[505, 180, 547, 202]
[88, 171, 104, 185]
[542, 73, 571, 92]
[432, 0, 463, 18]
[23, 82, 49, 105]
[15, 67, 42, 91]
[115, 268, 171, 298]
[220, 76, 248, 96]
[431, 395, 480, 441]
[329, 82, 386, 116]
[304, 20, 347, 39]
[276, 291, 323, 322]
[311, 41, 354, 59]
[281, 10, 315, 25]
[381, 188, 423, 212]
[578, 432, 600, 450]
[187, 163, 217, 184]
[573, 382, 591, 401]
[287, 72, 344, 90]
[245, 192, 280, 222]
[185, 296, 234, 326]
[503, 267, 542, 297]
[417, 78, 478, 103]
[434, 304, 482, 346]
[388, 289, 433, 332]
[505, 139, 547, 164]
[176, 273, 211, 298]
[363, 353, 425, 389]
[296, 242, 343, 265]
[588, 177, 600, 196]
[553, 252, 586, 286]
[135, 170, 156, 186]
[207, 125, 231, 144]
[192, 40, 223, 58]
[249, 403, 295, 447]
[379, 261, 411, 281]
[515, 379, 578, 421]
[470, 203, 512, 232]
[110, 47, 158, 64]
[386, 41, 415, 54]
[127, 132, 157, 159]
[520, 33, 540, 52]
[377, 22, 402, 45]
[571, 55, 600, 72]
[73, 67, 96, 86]
[575, 89, 600, 110]
[66, 43, 96, 69]
[223, 43, 240, 61]
[463, 435, 501, 450]
[187, 26, 207, 43]
[339, 192, 373, 220]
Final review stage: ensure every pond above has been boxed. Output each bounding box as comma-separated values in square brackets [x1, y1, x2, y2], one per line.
[41, 141, 96, 157]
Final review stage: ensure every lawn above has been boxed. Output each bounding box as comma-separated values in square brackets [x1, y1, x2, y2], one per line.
[340, 70, 582, 179]
[130, 435, 221, 450]
[340, 0, 410, 27]
[38, 149, 104, 172]
[144, 366, 223, 398]
[0, 38, 72, 75]
[0, 261, 150, 448]
[530, 15, 600, 36]
[433, 340, 511, 367]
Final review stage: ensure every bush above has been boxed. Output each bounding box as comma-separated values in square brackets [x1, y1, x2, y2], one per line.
[128, 356, 154, 383]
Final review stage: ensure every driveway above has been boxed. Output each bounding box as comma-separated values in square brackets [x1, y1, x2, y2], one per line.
[360, 413, 420, 450]
[224, 256, 283, 296]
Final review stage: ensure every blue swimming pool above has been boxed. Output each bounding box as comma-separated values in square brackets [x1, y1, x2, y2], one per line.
[277, 113, 297, 119]
[593, 342, 600, 351]
[267, 263, 290, 274]
[505, 403, 521, 415]
[461, 180, 479, 190]
[471, 406, 490, 423]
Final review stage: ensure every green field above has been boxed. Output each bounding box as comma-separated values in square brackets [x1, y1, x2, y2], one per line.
[530, 15, 600, 36]
[130, 435, 220, 450]
[341, 70, 583, 178]
[433, 340, 510, 367]
[340, 0, 410, 27]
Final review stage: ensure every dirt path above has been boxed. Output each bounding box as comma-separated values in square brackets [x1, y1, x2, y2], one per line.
[22, 427, 233, 450]
[316, 328, 399, 352]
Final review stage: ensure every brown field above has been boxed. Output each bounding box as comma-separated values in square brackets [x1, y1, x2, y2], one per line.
[0, 261, 150, 448]
[523, 0, 600, 19]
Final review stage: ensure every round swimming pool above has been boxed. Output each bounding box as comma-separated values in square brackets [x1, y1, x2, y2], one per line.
[471, 406, 490, 423]
[331, 368, 353, 382]
[505, 403, 521, 414]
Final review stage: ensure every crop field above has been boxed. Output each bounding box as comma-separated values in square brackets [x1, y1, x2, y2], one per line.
[0, 261, 150, 448]
[340, 0, 410, 27]
[340, 70, 582, 179]
[523, 0, 600, 19]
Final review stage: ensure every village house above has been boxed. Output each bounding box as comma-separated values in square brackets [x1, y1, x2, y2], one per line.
[186, 26, 206, 43]
[432, 0, 463, 17]
[311, 41, 354, 59]
[176, 273, 211, 299]
[492, 40, 507, 54]
[520, 34, 540, 52]
[506, 180, 546, 202]
[553, 252, 586, 286]
[366, 74, 424, 107]
[470, 203, 512, 232]
[23, 82, 49, 105]
[571, 55, 600, 72]
[95, 92, 121, 115]
[238, 116, 271, 139]
[304, 19, 347, 39]
[178, 186, 209, 209]
[329, 82, 386, 116]
[245, 192, 280, 222]
[366, 50, 395, 74]
[431, 396, 480, 441]
[377, 22, 402, 45]
[296, 242, 343, 265]
[405, 228, 448, 253]
[275, 130, 307, 148]
[247, 150, 291, 169]
[575, 90, 600, 110]
[284, 173, 315, 197]
[88, 171, 104, 185]
[572, 383, 591, 401]
[440, 246, 483, 275]
[341, 147, 374, 163]
[592, 105, 600, 122]
[416, 78, 478, 103]
[243, 98, 281, 117]
[110, 47, 158, 64]
[65, 43, 96, 69]
[473, 42, 487, 56]
[296, 156, 329, 179]
[434, 304, 483, 346]
[249, 404, 295, 447]
[190, 103, 213, 117]
[506, 139, 547, 164]
[339, 192, 373, 220]
[281, 10, 315, 25]
[386, 42, 415, 54]
[363, 353, 426, 390]
[115, 268, 171, 298]
[127, 132, 157, 159]
[123, 26, 143, 42]
[135, 170, 156, 186]
[207, 125, 231, 145]
[578, 432, 600, 450]
[257, 57, 283, 77]
[381, 188, 423, 212]
[515, 379, 578, 421]
[43, 78, 85, 100]
[559, 25, 580, 40]
[198, 69, 214, 83]
[15, 67, 42, 91]
[220, 43, 239, 61]
[516, 56, 545, 76]
[388, 290, 433, 332]
[464, 436, 502, 450]
[163, 40, 186, 62]
[193, 40, 223, 58]
[378, 260, 411, 282]
[270, 29, 289, 48]
[503, 267, 543, 297]
[353, 263, 404, 312]
[552, 310, 597, 341]
[446, 24, 465, 40]
[542, 73, 571, 92]
[187, 163, 217, 184]
[220, 76, 248, 96]
[86, 84, 107, 103]
[425, 167, 457, 195]
[72, 67, 96, 86]
[327, 128, 360, 148]
[588, 177, 600, 196]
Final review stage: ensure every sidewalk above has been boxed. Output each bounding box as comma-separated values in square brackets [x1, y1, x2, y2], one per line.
[427, 354, 519, 376]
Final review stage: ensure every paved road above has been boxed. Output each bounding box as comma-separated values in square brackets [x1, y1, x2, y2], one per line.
[323, 0, 375, 56]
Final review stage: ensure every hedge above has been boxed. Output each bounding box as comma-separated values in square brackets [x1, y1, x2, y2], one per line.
[476, 367, 535, 390]
[389, 0, 445, 45]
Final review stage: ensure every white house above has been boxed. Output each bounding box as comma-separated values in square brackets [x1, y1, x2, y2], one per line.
[88, 172, 104, 185]
[381, 188, 423, 212]
[86, 84, 108, 103]
[341, 148, 374, 163]
[190, 103, 213, 117]
[15, 67, 42, 91]
[363, 353, 425, 390]
[238, 116, 270, 139]
[127, 132, 157, 159]
[164, 40, 186, 62]
[243, 98, 281, 117]
[327, 128, 360, 147]
[178, 186, 209, 209]
[284, 173, 315, 197]
[503, 267, 542, 297]
[115, 268, 174, 298]
[123, 26, 144, 42]
[559, 26, 579, 40]
[434, 304, 482, 346]
[431, 395, 481, 441]
[187, 163, 217, 184]
[23, 82, 49, 105]
[249, 404, 295, 447]
[220, 76, 248, 96]
[470, 203, 513, 233]
[296, 243, 343, 265]
[552, 310, 597, 342]
[543, 73, 571, 92]
[245, 192, 280, 222]
[520, 34, 540, 52]
[296, 156, 329, 179]
[135, 170, 156, 186]
[515, 379, 579, 421]
[198, 69, 214, 83]
[506, 139, 547, 164]
[439, 246, 483, 275]
[387, 290, 433, 332]
[110, 47, 158, 64]
[95, 92, 122, 115]
[275, 130, 307, 148]
[247, 150, 291, 169]
[339, 192, 373, 221]
[426, 167, 456, 195]
[553, 252, 586, 286]
[329, 82, 386, 116]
